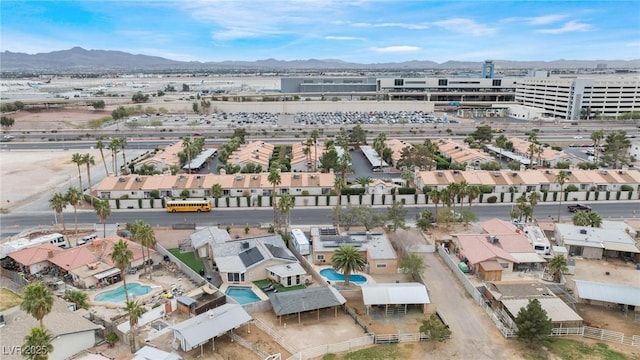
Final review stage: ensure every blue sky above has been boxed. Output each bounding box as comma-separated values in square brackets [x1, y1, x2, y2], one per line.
[1, 0, 638, 63]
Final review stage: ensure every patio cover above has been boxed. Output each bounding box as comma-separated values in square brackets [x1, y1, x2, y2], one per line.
[270, 286, 346, 316]
[360, 283, 430, 306]
[94, 268, 120, 280]
[502, 298, 582, 323]
[574, 280, 640, 306]
[171, 303, 251, 351]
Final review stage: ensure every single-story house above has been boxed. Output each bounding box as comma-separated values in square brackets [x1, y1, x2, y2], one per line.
[0, 297, 102, 360]
[6, 243, 64, 275]
[554, 223, 640, 260]
[502, 298, 583, 328]
[190, 226, 231, 259]
[310, 228, 398, 275]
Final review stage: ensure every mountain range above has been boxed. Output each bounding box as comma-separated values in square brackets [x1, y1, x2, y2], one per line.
[1, 47, 639, 72]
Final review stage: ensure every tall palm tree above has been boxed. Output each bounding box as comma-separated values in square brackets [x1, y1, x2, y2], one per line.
[310, 130, 319, 172]
[211, 183, 223, 198]
[111, 239, 134, 302]
[527, 143, 538, 169]
[535, 144, 544, 169]
[555, 170, 569, 223]
[182, 136, 192, 174]
[277, 194, 295, 235]
[23, 327, 54, 360]
[528, 192, 540, 222]
[355, 176, 372, 188]
[131, 220, 155, 278]
[590, 129, 604, 163]
[82, 153, 96, 194]
[331, 245, 366, 286]
[109, 139, 120, 176]
[21, 281, 54, 328]
[466, 185, 480, 209]
[119, 137, 128, 175]
[71, 153, 84, 191]
[124, 300, 147, 353]
[94, 199, 111, 238]
[495, 134, 507, 160]
[268, 168, 281, 230]
[430, 188, 441, 222]
[49, 192, 68, 234]
[304, 138, 314, 170]
[96, 140, 110, 175]
[65, 187, 82, 235]
[457, 180, 469, 214]
[63, 289, 90, 310]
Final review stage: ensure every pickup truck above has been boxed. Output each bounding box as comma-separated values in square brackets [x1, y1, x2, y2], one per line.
[568, 204, 592, 213]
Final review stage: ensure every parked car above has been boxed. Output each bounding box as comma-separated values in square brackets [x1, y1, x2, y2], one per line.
[568, 204, 592, 213]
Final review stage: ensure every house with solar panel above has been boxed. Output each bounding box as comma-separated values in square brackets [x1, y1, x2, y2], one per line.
[210, 233, 311, 288]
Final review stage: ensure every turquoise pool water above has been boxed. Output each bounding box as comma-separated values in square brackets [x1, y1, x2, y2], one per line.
[95, 283, 152, 302]
[319, 268, 367, 284]
[226, 286, 260, 304]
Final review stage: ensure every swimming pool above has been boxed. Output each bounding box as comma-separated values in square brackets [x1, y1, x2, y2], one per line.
[226, 286, 261, 305]
[319, 268, 367, 284]
[95, 283, 152, 302]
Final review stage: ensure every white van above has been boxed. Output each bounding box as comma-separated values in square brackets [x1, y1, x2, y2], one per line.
[77, 233, 98, 246]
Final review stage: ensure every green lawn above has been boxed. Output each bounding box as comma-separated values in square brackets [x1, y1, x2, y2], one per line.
[254, 279, 306, 294]
[0, 288, 22, 311]
[168, 248, 206, 273]
[322, 344, 407, 360]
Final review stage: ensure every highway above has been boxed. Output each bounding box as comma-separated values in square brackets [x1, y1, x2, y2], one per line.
[2, 202, 638, 238]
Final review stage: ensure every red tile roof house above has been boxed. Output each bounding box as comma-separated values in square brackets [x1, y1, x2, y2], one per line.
[7, 243, 64, 275]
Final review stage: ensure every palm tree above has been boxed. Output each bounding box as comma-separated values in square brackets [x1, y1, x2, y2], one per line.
[466, 185, 480, 209]
[331, 245, 366, 286]
[495, 134, 507, 160]
[277, 194, 295, 235]
[310, 130, 319, 172]
[572, 211, 591, 227]
[63, 289, 90, 310]
[124, 300, 147, 353]
[555, 170, 569, 223]
[268, 168, 281, 230]
[71, 153, 84, 191]
[430, 188, 441, 222]
[131, 220, 155, 278]
[528, 192, 540, 222]
[304, 138, 314, 170]
[547, 255, 568, 282]
[109, 139, 120, 176]
[65, 187, 82, 235]
[355, 176, 372, 188]
[110, 239, 134, 302]
[96, 140, 110, 175]
[82, 153, 96, 194]
[211, 183, 223, 198]
[21, 281, 54, 328]
[527, 143, 538, 169]
[457, 180, 469, 214]
[23, 327, 54, 360]
[49, 192, 68, 234]
[119, 137, 128, 175]
[590, 129, 604, 163]
[94, 199, 111, 238]
[182, 136, 192, 174]
[535, 145, 544, 169]
[586, 211, 603, 228]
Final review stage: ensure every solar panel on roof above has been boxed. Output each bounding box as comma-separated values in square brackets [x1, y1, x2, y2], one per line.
[264, 244, 295, 260]
[239, 247, 264, 267]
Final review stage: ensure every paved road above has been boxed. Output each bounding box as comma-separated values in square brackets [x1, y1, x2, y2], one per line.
[2, 203, 639, 238]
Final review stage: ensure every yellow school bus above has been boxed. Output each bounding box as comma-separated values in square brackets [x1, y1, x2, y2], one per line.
[165, 199, 212, 213]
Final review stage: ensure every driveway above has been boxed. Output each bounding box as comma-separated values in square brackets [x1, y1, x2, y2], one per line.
[421, 252, 515, 359]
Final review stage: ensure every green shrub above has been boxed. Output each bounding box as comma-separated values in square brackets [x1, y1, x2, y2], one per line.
[341, 187, 366, 195]
[150, 189, 160, 198]
[565, 184, 579, 192]
[422, 185, 432, 194]
[500, 193, 505, 202]
[595, 191, 600, 200]
[486, 196, 498, 203]
[138, 199, 142, 208]
[119, 194, 129, 200]
[115, 199, 120, 209]
[621, 184, 633, 191]
[479, 185, 493, 194]
[179, 189, 190, 198]
[301, 190, 310, 196]
[606, 191, 610, 200]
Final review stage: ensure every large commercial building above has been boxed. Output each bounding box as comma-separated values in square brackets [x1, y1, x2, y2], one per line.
[514, 75, 640, 120]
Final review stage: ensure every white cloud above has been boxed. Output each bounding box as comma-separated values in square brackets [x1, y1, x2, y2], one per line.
[350, 22, 429, 30]
[432, 18, 496, 36]
[503, 14, 567, 25]
[370, 46, 420, 53]
[537, 20, 593, 34]
[625, 41, 640, 47]
[325, 36, 364, 41]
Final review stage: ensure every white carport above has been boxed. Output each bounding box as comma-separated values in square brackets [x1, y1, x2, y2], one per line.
[360, 282, 430, 316]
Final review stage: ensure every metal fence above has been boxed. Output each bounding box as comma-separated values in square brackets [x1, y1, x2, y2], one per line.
[252, 319, 298, 355]
[229, 330, 271, 359]
[287, 336, 374, 360]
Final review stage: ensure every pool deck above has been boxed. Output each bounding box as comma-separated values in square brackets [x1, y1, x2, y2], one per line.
[218, 282, 270, 302]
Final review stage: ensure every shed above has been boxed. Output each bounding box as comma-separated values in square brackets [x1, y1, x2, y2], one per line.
[502, 298, 583, 328]
[269, 286, 346, 325]
[478, 261, 503, 282]
[171, 303, 251, 355]
[176, 296, 197, 315]
[574, 280, 640, 311]
[361, 282, 430, 316]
